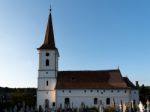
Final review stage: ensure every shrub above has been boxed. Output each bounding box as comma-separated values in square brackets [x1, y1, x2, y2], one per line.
[104, 106, 116, 112]
[87, 107, 98, 112]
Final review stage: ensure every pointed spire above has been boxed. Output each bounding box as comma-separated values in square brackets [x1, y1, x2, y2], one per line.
[38, 10, 57, 50]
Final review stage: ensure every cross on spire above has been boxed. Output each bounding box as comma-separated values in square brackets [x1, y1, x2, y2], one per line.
[49, 5, 52, 13]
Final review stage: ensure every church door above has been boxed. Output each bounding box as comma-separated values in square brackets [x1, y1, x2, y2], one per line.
[45, 99, 49, 109]
[64, 98, 70, 109]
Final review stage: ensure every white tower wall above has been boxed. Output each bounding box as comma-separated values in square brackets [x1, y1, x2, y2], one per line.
[37, 50, 58, 110]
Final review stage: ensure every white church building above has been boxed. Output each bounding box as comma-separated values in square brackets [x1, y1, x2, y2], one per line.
[37, 11, 139, 110]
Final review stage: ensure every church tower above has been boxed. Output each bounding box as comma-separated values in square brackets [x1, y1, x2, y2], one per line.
[37, 11, 59, 110]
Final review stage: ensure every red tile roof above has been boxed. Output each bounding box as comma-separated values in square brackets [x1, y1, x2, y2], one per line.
[56, 69, 130, 89]
[123, 77, 137, 89]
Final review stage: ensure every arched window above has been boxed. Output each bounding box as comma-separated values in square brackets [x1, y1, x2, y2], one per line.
[65, 98, 70, 104]
[94, 98, 98, 104]
[46, 59, 49, 66]
[125, 90, 127, 93]
[46, 52, 49, 56]
[52, 102, 55, 107]
[106, 98, 110, 105]
[46, 81, 48, 86]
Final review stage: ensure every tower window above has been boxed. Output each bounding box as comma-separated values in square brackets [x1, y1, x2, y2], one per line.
[46, 59, 49, 66]
[46, 53, 49, 56]
[46, 81, 48, 86]
[125, 90, 127, 93]
[106, 98, 110, 105]
[65, 98, 70, 105]
[52, 102, 55, 106]
[94, 98, 98, 104]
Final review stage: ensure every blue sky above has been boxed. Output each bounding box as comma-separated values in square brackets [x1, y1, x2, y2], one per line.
[0, 0, 150, 87]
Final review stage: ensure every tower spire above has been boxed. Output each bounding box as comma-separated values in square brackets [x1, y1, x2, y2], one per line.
[38, 9, 56, 50]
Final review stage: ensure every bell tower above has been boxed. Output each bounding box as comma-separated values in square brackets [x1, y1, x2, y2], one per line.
[37, 11, 59, 110]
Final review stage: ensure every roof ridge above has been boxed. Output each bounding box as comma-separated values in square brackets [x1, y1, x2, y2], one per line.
[58, 69, 120, 72]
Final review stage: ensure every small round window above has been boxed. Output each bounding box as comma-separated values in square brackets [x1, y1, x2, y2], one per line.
[46, 53, 49, 56]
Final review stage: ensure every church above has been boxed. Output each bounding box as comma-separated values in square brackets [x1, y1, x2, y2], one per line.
[37, 11, 139, 110]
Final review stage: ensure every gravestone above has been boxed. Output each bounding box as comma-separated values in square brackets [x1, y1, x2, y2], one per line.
[26, 105, 29, 112]
[4, 109, 7, 112]
[99, 104, 104, 112]
[98, 100, 103, 112]
[19, 107, 24, 112]
[138, 101, 144, 112]
[39, 105, 43, 112]
[119, 104, 122, 112]
[131, 100, 134, 112]
[115, 103, 119, 112]
[123, 103, 126, 112]
[13, 105, 17, 112]
[146, 100, 150, 112]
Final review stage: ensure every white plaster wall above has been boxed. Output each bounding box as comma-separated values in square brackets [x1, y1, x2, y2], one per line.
[37, 49, 58, 110]
[56, 89, 131, 108]
[38, 78, 56, 90]
[38, 50, 58, 70]
[37, 90, 56, 110]
[38, 71, 57, 78]
[131, 90, 139, 104]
